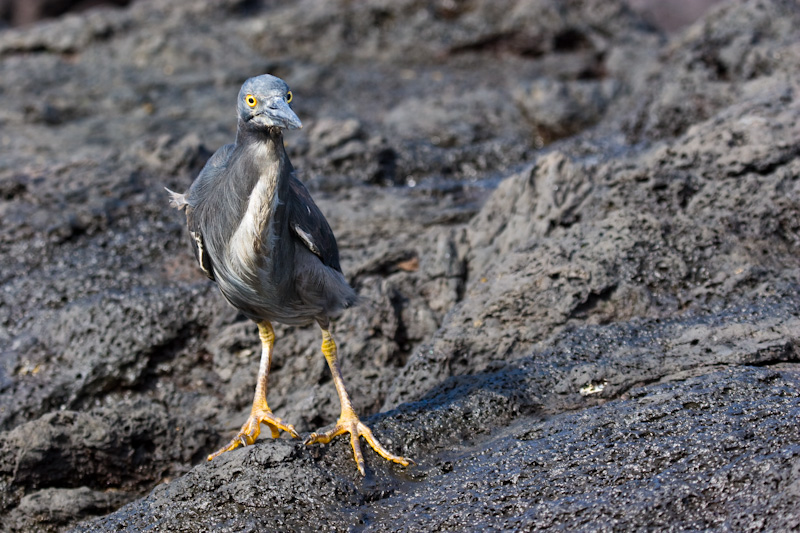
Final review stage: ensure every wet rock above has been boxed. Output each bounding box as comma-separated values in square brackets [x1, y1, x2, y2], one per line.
[75, 299, 800, 531]
[368, 366, 800, 532]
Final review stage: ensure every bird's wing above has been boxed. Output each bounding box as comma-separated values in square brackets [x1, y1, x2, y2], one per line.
[286, 174, 343, 272]
[186, 223, 215, 280]
[184, 143, 236, 281]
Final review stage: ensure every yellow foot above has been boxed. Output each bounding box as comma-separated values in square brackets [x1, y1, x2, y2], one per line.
[304, 414, 413, 475]
[208, 408, 300, 461]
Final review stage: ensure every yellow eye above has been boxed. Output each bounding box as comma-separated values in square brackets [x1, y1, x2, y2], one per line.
[245, 94, 257, 108]
[286, 91, 293, 104]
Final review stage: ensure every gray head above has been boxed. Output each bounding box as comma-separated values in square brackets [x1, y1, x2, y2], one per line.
[237, 74, 302, 131]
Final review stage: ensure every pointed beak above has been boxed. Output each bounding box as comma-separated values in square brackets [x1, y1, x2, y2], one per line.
[258, 98, 302, 130]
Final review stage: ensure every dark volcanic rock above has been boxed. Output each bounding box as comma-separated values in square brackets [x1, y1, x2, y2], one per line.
[0, 0, 798, 531]
[74, 298, 800, 531]
[0, 1, 133, 28]
[620, 0, 800, 141]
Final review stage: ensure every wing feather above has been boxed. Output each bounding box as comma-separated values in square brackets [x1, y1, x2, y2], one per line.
[181, 143, 236, 281]
[286, 175, 342, 272]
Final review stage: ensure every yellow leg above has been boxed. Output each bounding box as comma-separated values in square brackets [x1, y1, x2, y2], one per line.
[208, 321, 299, 460]
[304, 328, 413, 475]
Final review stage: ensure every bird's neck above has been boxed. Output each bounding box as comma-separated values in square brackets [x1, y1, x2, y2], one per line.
[224, 127, 290, 269]
[236, 123, 286, 153]
[237, 126, 291, 188]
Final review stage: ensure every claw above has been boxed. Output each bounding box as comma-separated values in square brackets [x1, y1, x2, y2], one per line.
[208, 408, 299, 461]
[305, 412, 412, 475]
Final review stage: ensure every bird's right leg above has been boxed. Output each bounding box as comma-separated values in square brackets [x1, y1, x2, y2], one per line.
[208, 320, 299, 460]
[304, 328, 412, 475]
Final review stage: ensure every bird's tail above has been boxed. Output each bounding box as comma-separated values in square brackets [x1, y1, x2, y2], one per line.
[165, 187, 188, 210]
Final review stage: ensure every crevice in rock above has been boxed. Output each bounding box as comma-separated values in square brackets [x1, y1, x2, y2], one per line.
[569, 284, 618, 320]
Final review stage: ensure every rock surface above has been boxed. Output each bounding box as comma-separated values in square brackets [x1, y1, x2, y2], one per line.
[0, 0, 798, 531]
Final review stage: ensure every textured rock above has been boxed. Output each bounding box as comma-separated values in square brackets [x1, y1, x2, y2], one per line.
[0, 0, 798, 531]
[75, 300, 800, 531]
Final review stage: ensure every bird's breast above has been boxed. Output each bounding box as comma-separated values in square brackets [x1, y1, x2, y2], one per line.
[226, 164, 280, 279]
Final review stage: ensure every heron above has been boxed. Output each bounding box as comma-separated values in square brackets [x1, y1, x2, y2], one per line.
[167, 74, 411, 475]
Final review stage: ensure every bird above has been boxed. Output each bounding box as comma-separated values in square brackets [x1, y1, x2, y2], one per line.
[166, 74, 411, 475]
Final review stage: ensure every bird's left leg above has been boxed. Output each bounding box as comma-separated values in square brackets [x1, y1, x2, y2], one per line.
[208, 320, 299, 460]
[304, 328, 412, 475]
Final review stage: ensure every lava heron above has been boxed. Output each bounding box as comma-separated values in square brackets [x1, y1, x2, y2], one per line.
[167, 74, 411, 475]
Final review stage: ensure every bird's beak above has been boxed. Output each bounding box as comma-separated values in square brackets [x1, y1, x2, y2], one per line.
[259, 98, 303, 130]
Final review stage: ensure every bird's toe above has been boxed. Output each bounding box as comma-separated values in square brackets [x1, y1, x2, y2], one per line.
[207, 409, 299, 461]
[305, 414, 412, 475]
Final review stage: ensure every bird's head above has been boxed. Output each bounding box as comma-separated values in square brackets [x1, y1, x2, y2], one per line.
[237, 74, 302, 131]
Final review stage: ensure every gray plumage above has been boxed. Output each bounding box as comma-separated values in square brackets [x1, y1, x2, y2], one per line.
[168, 74, 356, 328]
[168, 75, 411, 474]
